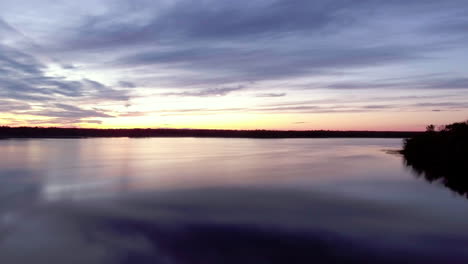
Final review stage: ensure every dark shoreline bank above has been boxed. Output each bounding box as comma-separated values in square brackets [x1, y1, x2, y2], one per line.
[402, 121, 468, 197]
[0, 127, 421, 139]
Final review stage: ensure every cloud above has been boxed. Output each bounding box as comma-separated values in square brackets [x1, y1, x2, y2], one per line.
[0, 42, 130, 101]
[29, 103, 113, 119]
[116, 44, 430, 87]
[59, 0, 361, 51]
[423, 77, 468, 90]
[0, 100, 31, 112]
[60, 0, 468, 51]
[5, 103, 112, 126]
[0, 43, 44, 75]
[162, 86, 245, 97]
[0, 35, 130, 124]
[118, 81, 136, 88]
[61, 64, 77, 69]
[323, 76, 468, 90]
[154, 100, 467, 116]
[412, 102, 468, 108]
[255, 93, 287, 97]
[48, 0, 468, 88]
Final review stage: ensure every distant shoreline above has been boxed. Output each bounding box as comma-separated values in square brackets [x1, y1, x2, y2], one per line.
[0, 127, 421, 139]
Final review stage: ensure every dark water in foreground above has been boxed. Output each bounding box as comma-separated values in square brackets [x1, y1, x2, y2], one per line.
[1, 138, 468, 263]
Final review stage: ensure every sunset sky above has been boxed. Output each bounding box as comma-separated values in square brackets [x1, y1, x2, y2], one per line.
[1, 0, 467, 131]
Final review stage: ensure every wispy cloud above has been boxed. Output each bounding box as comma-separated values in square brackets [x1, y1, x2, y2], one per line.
[162, 86, 245, 97]
[19, 103, 112, 119]
[255, 93, 287, 97]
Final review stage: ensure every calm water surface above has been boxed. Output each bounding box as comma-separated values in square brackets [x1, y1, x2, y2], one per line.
[1, 138, 467, 263]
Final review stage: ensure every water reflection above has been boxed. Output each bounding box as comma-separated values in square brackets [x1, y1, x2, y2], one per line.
[1, 138, 468, 263]
[404, 155, 468, 198]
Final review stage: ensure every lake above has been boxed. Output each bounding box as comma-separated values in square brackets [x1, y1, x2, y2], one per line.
[1, 138, 467, 263]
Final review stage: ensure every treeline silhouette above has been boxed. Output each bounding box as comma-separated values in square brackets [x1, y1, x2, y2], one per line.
[403, 120, 468, 197]
[0, 126, 420, 139]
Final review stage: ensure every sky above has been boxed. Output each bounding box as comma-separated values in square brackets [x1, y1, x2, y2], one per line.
[0, 0, 467, 131]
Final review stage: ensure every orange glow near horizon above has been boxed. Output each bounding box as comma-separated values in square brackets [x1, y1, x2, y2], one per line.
[3, 110, 467, 131]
